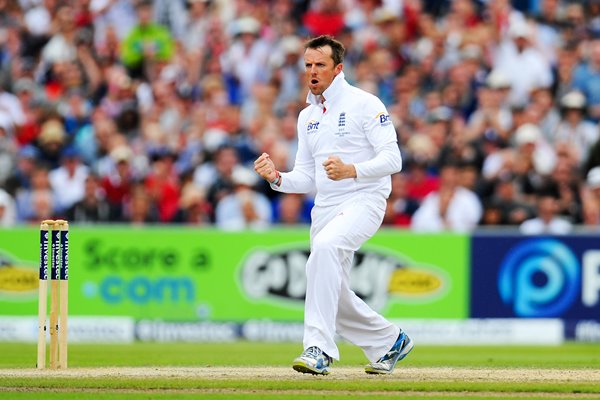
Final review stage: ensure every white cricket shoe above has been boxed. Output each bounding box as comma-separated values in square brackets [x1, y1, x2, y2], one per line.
[292, 346, 333, 375]
[365, 331, 414, 374]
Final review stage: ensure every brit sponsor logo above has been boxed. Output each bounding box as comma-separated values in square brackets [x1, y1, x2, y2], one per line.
[306, 120, 320, 134]
[375, 112, 392, 126]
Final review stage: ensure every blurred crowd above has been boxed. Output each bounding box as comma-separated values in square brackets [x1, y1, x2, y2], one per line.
[0, 0, 600, 233]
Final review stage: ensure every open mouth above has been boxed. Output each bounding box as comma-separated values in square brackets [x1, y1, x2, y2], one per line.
[310, 79, 319, 85]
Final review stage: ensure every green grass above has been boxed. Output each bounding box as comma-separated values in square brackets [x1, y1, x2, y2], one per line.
[2, 342, 599, 368]
[1, 342, 599, 399]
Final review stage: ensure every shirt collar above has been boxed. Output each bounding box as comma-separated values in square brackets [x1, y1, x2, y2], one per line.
[306, 71, 347, 110]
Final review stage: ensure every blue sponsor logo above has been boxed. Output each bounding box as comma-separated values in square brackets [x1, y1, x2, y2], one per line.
[92, 275, 195, 304]
[307, 120, 320, 134]
[498, 239, 581, 317]
[375, 112, 391, 125]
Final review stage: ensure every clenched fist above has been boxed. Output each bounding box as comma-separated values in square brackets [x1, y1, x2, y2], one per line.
[254, 153, 278, 183]
[322, 155, 356, 181]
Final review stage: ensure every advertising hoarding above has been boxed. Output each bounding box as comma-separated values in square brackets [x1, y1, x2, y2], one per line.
[0, 227, 469, 320]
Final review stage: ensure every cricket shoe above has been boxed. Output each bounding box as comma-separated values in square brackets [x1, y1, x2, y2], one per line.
[292, 346, 333, 375]
[365, 331, 413, 375]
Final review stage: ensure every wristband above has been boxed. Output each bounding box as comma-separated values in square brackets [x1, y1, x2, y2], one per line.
[269, 170, 281, 186]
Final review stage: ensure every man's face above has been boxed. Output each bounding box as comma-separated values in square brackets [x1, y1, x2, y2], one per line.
[137, 4, 153, 25]
[304, 46, 343, 96]
[589, 40, 600, 67]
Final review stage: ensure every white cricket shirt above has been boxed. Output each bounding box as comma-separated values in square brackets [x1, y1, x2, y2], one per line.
[273, 72, 402, 207]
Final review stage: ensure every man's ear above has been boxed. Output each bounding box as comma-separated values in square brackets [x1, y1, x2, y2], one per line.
[334, 63, 343, 76]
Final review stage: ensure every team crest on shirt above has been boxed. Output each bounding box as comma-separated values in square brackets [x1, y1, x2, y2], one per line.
[335, 112, 350, 137]
[375, 112, 392, 126]
[306, 120, 320, 134]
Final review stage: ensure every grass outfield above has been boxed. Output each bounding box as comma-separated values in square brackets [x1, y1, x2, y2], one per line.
[0, 342, 599, 399]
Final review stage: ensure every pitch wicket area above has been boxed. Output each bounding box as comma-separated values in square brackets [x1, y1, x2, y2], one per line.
[37, 220, 69, 370]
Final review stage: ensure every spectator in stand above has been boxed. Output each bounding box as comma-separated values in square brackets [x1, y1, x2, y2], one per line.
[36, 118, 68, 170]
[549, 91, 599, 167]
[48, 146, 90, 213]
[124, 181, 159, 224]
[586, 137, 600, 174]
[12, 78, 45, 146]
[152, 0, 188, 41]
[40, 4, 78, 66]
[513, 122, 556, 174]
[554, 44, 579, 101]
[172, 184, 211, 225]
[0, 82, 26, 131]
[1, 0, 599, 231]
[183, 0, 212, 55]
[15, 166, 56, 223]
[120, 0, 175, 79]
[90, 0, 137, 55]
[405, 159, 439, 202]
[144, 148, 180, 223]
[273, 193, 312, 225]
[303, 0, 345, 37]
[4, 145, 38, 196]
[383, 173, 420, 227]
[59, 88, 93, 138]
[411, 161, 482, 231]
[493, 20, 553, 107]
[466, 71, 513, 142]
[0, 188, 16, 227]
[582, 166, 600, 226]
[183, 0, 214, 86]
[269, 36, 304, 114]
[550, 158, 583, 224]
[572, 37, 600, 122]
[0, 115, 16, 187]
[101, 145, 134, 221]
[215, 166, 271, 230]
[520, 186, 573, 235]
[66, 174, 110, 223]
[529, 85, 560, 143]
[194, 145, 240, 217]
[220, 17, 270, 105]
[483, 123, 556, 201]
[487, 172, 534, 226]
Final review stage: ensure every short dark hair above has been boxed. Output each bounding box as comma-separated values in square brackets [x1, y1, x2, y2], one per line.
[305, 35, 345, 65]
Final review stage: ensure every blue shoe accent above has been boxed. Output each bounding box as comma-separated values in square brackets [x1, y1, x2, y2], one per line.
[365, 331, 413, 374]
[292, 346, 332, 375]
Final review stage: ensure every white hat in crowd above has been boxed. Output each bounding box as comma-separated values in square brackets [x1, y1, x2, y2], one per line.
[514, 123, 541, 146]
[486, 70, 511, 89]
[587, 167, 600, 189]
[110, 145, 133, 163]
[232, 166, 258, 187]
[231, 17, 260, 37]
[560, 91, 587, 109]
[279, 36, 302, 55]
[509, 21, 532, 39]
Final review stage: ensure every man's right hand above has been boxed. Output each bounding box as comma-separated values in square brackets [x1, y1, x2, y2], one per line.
[254, 153, 278, 183]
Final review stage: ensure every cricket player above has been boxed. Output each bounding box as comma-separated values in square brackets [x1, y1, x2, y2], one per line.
[254, 35, 413, 375]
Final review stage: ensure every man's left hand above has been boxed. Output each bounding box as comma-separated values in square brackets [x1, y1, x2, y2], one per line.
[322, 156, 356, 181]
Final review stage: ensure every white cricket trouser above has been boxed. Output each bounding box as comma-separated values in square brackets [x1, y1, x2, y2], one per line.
[303, 192, 400, 362]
